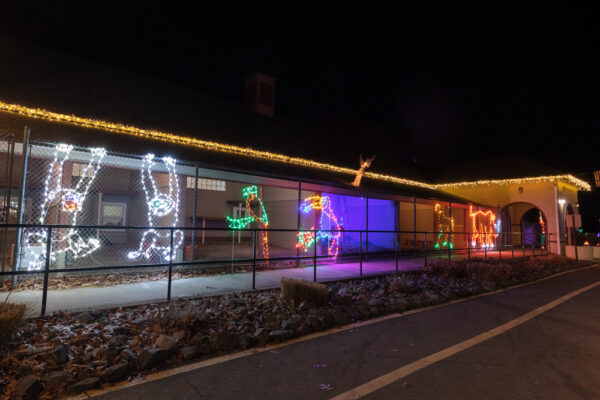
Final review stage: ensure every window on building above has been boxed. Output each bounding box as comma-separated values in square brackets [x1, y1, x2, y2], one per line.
[101, 202, 127, 227]
[72, 163, 96, 178]
[186, 177, 226, 191]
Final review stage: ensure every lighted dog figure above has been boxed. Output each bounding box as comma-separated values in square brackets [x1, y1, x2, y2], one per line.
[127, 154, 183, 261]
[24, 144, 106, 270]
[296, 195, 341, 258]
[469, 205, 497, 248]
[434, 203, 455, 249]
[226, 185, 270, 260]
[352, 154, 375, 187]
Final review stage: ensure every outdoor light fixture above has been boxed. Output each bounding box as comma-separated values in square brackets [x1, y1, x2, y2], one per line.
[24, 144, 106, 270]
[226, 185, 270, 260]
[558, 198, 566, 205]
[296, 195, 341, 258]
[127, 154, 183, 261]
[469, 205, 497, 249]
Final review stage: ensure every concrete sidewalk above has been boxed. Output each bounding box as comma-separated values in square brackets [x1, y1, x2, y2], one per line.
[1, 249, 536, 315]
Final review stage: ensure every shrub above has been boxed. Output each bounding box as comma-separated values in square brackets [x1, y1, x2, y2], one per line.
[280, 278, 328, 306]
[0, 300, 26, 350]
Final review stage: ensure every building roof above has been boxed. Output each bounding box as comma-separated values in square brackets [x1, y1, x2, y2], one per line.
[0, 35, 591, 192]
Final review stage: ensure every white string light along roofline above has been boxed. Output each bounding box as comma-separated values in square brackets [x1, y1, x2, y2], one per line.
[127, 154, 183, 261]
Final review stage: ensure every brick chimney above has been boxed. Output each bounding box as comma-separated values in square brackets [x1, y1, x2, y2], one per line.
[245, 72, 276, 117]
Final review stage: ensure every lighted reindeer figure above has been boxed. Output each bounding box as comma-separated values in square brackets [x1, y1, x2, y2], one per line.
[469, 205, 498, 249]
[24, 144, 106, 270]
[296, 195, 342, 258]
[226, 185, 270, 260]
[351, 154, 376, 187]
[434, 203, 455, 249]
[127, 154, 183, 261]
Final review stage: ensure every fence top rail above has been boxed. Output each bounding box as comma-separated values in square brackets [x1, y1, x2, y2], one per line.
[0, 223, 553, 236]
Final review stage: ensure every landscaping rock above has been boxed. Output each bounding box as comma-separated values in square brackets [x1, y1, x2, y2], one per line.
[197, 343, 215, 355]
[211, 332, 236, 351]
[179, 346, 200, 360]
[239, 335, 257, 349]
[252, 328, 269, 345]
[269, 330, 292, 342]
[15, 365, 35, 379]
[120, 348, 138, 362]
[345, 306, 362, 321]
[70, 377, 100, 393]
[156, 334, 178, 352]
[139, 348, 169, 370]
[172, 330, 186, 341]
[15, 347, 52, 357]
[43, 370, 71, 386]
[101, 362, 129, 382]
[112, 326, 131, 336]
[109, 335, 129, 348]
[14, 375, 42, 399]
[190, 334, 210, 347]
[318, 311, 335, 329]
[44, 343, 69, 365]
[331, 307, 350, 326]
[281, 319, 295, 331]
[102, 346, 124, 362]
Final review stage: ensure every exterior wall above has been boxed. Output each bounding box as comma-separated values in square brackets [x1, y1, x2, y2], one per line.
[440, 180, 580, 254]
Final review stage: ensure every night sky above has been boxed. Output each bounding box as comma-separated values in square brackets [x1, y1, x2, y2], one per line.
[1, 3, 599, 176]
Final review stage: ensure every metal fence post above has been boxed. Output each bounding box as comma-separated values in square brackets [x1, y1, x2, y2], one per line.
[252, 230, 257, 289]
[424, 232, 428, 265]
[511, 232, 514, 258]
[395, 233, 399, 273]
[359, 231, 363, 277]
[313, 228, 317, 282]
[12, 127, 31, 287]
[467, 232, 471, 261]
[484, 233, 488, 261]
[40, 226, 52, 317]
[190, 165, 199, 262]
[167, 228, 174, 300]
[498, 233, 502, 260]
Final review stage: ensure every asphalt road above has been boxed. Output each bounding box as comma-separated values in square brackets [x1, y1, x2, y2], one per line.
[93, 265, 600, 400]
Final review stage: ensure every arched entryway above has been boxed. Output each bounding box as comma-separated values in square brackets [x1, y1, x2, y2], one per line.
[502, 202, 548, 249]
[521, 208, 547, 248]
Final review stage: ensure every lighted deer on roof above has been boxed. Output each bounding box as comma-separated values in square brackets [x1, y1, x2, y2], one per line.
[351, 154, 375, 187]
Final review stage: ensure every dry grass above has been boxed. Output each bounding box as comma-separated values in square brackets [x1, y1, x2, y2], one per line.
[389, 274, 412, 293]
[0, 300, 26, 350]
[280, 278, 328, 306]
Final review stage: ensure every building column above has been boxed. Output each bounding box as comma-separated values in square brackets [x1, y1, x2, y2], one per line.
[553, 181, 561, 255]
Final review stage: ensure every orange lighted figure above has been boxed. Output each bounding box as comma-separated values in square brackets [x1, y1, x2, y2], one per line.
[469, 205, 497, 249]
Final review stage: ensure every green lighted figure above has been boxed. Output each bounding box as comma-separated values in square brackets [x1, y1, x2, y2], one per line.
[226, 185, 270, 260]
